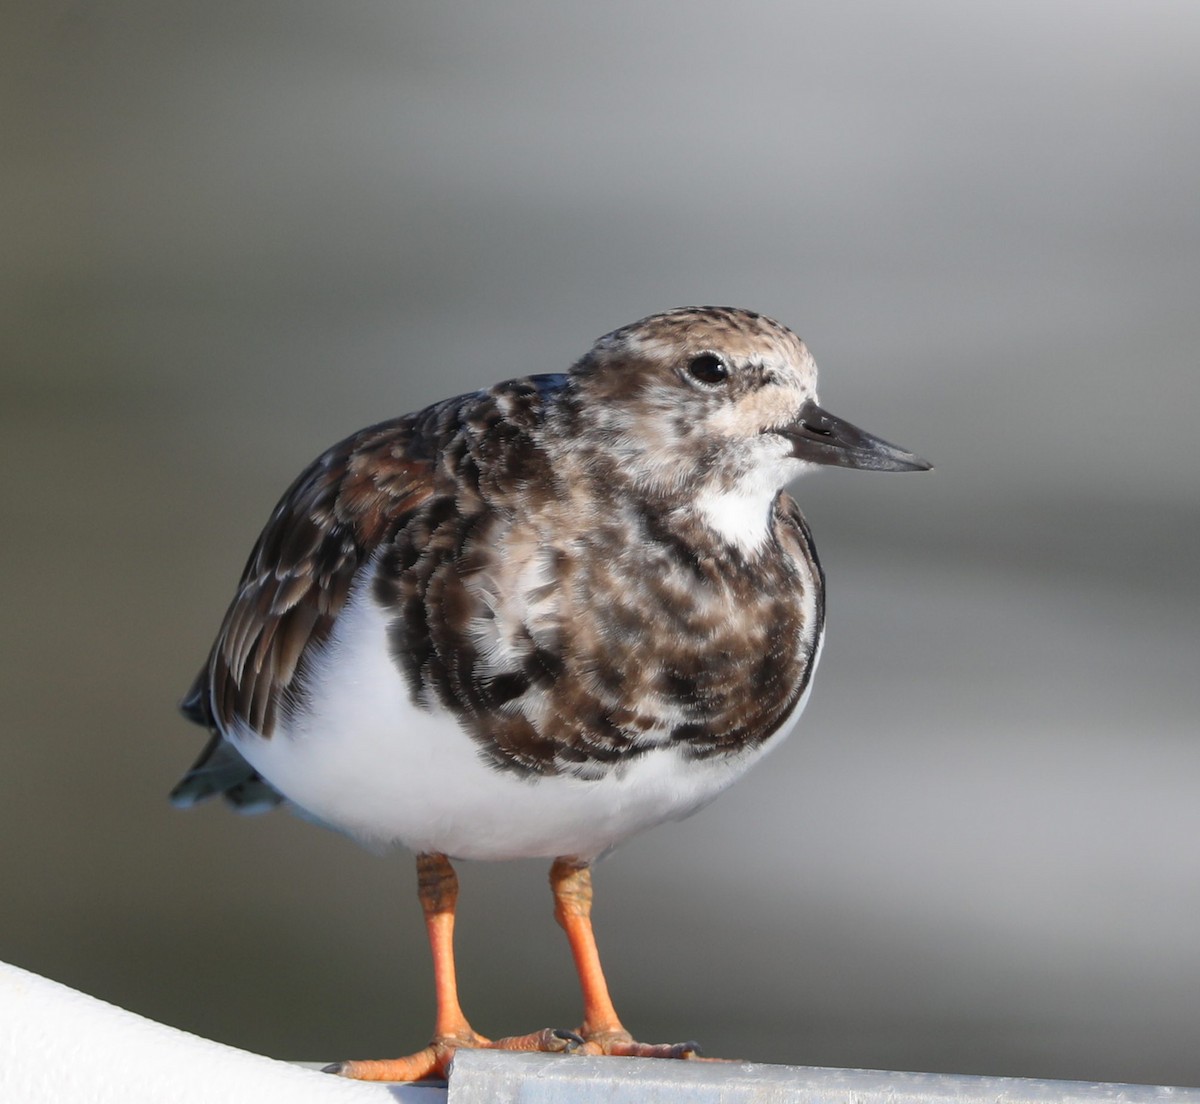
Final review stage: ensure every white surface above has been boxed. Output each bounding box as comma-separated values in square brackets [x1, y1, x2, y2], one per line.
[0, 960, 435, 1103]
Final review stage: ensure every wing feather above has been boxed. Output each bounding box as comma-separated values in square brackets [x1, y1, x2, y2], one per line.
[185, 417, 436, 739]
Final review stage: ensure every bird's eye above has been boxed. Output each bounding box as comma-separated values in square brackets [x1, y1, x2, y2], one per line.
[686, 353, 729, 386]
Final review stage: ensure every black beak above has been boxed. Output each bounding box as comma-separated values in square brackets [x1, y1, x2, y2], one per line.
[779, 399, 932, 472]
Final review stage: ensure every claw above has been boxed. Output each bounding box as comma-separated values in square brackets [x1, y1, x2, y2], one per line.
[551, 1028, 586, 1053]
[577, 1028, 703, 1060]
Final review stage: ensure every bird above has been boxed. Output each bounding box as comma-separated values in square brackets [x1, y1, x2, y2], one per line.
[172, 306, 930, 1081]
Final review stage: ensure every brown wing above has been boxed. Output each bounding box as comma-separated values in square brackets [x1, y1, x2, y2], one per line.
[182, 417, 437, 740]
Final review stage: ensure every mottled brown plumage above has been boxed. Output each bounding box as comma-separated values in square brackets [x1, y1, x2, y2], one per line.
[181, 417, 436, 736]
[178, 309, 851, 792]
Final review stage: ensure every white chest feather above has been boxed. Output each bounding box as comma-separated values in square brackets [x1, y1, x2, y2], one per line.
[694, 484, 779, 555]
[692, 443, 803, 556]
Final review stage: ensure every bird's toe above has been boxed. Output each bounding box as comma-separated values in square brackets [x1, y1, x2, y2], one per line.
[579, 1029, 703, 1060]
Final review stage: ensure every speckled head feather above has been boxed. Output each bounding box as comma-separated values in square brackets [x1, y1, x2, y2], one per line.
[556, 308, 818, 501]
[587, 306, 813, 377]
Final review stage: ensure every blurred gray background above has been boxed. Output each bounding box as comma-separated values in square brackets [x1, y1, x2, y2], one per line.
[3, 0, 1199, 1087]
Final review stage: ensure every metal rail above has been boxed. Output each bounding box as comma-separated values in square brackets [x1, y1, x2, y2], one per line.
[446, 1050, 1200, 1104]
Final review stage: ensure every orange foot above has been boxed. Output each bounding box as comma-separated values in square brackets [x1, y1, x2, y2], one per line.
[322, 1026, 582, 1082]
[577, 1027, 702, 1059]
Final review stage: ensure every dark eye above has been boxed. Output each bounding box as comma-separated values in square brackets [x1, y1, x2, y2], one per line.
[686, 353, 729, 386]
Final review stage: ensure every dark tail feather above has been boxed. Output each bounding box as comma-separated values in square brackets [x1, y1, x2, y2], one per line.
[170, 731, 284, 814]
[175, 670, 283, 813]
[179, 671, 212, 728]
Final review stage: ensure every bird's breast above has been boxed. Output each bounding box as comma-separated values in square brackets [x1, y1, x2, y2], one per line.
[371, 493, 824, 779]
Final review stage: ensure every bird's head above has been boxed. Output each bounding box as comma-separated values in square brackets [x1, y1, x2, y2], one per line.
[560, 307, 929, 551]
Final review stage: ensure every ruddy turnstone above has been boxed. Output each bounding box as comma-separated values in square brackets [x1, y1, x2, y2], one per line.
[173, 306, 930, 1081]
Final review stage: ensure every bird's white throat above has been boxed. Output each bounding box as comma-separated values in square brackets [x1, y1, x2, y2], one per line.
[693, 451, 800, 555]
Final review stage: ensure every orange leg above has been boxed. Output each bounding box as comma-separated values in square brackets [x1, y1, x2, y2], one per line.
[326, 853, 577, 1082]
[550, 857, 700, 1060]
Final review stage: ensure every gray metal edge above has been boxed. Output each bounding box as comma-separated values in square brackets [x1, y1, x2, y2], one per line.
[444, 1050, 1200, 1104]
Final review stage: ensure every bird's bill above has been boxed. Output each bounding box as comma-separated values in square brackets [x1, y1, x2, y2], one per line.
[780, 399, 932, 472]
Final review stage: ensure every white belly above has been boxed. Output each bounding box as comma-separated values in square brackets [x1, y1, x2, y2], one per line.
[231, 562, 820, 861]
